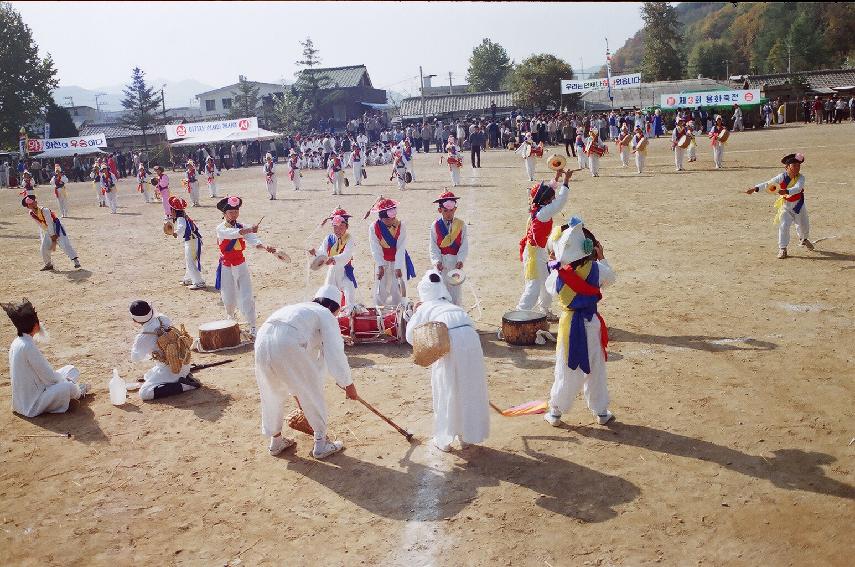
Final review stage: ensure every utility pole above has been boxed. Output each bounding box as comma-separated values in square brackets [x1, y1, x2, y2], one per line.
[787, 42, 791, 74]
[161, 85, 167, 122]
[723, 59, 730, 80]
[94, 93, 107, 118]
[419, 66, 425, 124]
[449, 71, 453, 95]
[580, 57, 584, 78]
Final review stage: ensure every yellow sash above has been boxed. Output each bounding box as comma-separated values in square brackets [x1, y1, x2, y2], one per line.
[439, 218, 463, 248]
[772, 174, 800, 225]
[331, 232, 349, 256]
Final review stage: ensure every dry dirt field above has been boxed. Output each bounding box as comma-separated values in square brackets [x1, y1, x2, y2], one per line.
[0, 123, 853, 566]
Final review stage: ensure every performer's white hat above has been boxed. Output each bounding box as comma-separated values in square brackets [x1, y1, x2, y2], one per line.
[417, 270, 451, 303]
[314, 284, 340, 304]
[553, 217, 591, 266]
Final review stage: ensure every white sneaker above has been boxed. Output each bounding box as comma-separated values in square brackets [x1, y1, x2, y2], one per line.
[77, 383, 90, 398]
[433, 438, 452, 452]
[312, 438, 344, 459]
[597, 411, 615, 425]
[189, 283, 206, 290]
[180, 279, 192, 286]
[544, 412, 562, 427]
[269, 435, 296, 456]
[777, 248, 788, 259]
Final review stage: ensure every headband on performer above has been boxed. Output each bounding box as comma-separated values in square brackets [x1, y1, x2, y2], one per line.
[129, 300, 154, 323]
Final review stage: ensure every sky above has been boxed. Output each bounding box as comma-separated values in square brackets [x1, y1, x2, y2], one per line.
[13, 1, 645, 103]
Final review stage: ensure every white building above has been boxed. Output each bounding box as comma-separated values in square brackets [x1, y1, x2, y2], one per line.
[195, 76, 286, 117]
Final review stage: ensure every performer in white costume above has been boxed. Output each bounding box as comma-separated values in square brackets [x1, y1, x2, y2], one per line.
[368, 198, 416, 306]
[3, 298, 88, 417]
[185, 159, 200, 206]
[22, 195, 80, 271]
[406, 271, 489, 452]
[428, 191, 468, 307]
[264, 153, 277, 200]
[48, 164, 69, 218]
[168, 196, 205, 289]
[254, 285, 358, 458]
[631, 125, 647, 174]
[309, 208, 359, 312]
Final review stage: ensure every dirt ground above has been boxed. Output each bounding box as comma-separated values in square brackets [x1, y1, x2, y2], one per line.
[0, 123, 853, 566]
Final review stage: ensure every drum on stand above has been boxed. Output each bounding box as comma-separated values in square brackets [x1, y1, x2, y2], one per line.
[338, 306, 402, 345]
[198, 320, 241, 351]
[500, 310, 549, 346]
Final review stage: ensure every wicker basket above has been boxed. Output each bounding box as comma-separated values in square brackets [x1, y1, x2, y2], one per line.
[286, 408, 314, 435]
[412, 321, 451, 367]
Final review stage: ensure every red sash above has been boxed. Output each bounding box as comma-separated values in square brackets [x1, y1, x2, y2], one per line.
[518, 211, 553, 260]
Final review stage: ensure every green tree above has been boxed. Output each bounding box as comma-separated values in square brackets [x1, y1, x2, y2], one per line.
[466, 39, 513, 92]
[0, 2, 58, 148]
[229, 76, 260, 118]
[510, 54, 573, 111]
[687, 39, 729, 79]
[765, 40, 788, 74]
[44, 101, 78, 138]
[640, 2, 684, 81]
[272, 89, 311, 133]
[120, 67, 163, 152]
[290, 37, 331, 127]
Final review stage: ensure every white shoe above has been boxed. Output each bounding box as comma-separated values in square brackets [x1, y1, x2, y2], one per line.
[433, 438, 452, 452]
[596, 411, 615, 425]
[312, 438, 344, 459]
[189, 283, 206, 290]
[77, 383, 90, 398]
[248, 326, 257, 340]
[269, 435, 296, 456]
[544, 412, 562, 427]
[777, 248, 788, 259]
[180, 280, 191, 286]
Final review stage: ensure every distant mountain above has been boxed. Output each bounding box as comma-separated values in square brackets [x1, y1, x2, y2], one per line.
[53, 78, 215, 111]
[608, 2, 855, 79]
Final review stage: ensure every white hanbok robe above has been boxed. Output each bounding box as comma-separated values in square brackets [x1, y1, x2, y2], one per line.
[264, 162, 277, 198]
[405, 299, 489, 447]
[9, 334, 81, 417]
[255, 302, 353, 440]
[30, 206, 78, 265]
[216, 221, 262, 328]
[175, 216, 204, 286]
[369, 220, 409, 306]
[753, 172, 810, 248]
[631, 135, 647, 173]
[316, 232, 358, 309]
[428, 218, 469, 306]
[131, 314, 190, 401]
[49, 174, 69, 217]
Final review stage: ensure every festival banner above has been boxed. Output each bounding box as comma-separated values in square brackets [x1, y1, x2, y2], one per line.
[660, 89, 761, 109]
[561, 73, 642, 95]
[27, 132, 107, 154]
[165, 117, 258, 140]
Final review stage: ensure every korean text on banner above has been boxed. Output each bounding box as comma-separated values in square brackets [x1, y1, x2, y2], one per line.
[561, 73, 642, 95]
[660, 89, 761, 109]
[166, 117, 259, 141]
[27, 133, 107, 154]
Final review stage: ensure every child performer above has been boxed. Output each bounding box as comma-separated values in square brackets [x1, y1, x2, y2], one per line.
[543, 218, 616, 427]
[671, 117, 688, 172]
[168, 196, 205, 289]
[446, 138, 463, 187]
[615, 124, 631, 168]
[391, 150, 408, 191]
[309, 208, 358, 312]
[428, 191, 468, 306]
[368, 198, 416, 306]
[745, 152, 814, 259]
[99, 165, 119, 214]
[185, 159, 200, 206]
[516, 168, 573, 317]
[288, 150, 302, 191]
[205, 156, 218, 198]
[631, 125, 647, 174]
[264, 153, 277, 200]
[709, 115, 727, 169]
[22, 195, 81, 271]
[137, 163, 152, 203]
[49, 164, 69, 218]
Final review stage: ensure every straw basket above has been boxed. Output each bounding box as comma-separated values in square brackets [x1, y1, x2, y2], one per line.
[412, 321, 451, 367]
[286, 408, 314, 435]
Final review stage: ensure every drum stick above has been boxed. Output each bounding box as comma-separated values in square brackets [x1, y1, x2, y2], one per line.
[255, 216, 265, 227]
[489, 402, 505, 415]
[190, 359, 234, 371]
[363, 195, 383, 219]
[356, 396, 414, 441]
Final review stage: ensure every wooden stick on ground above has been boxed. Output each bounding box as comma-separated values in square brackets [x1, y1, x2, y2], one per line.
[356, 396, 413, 441]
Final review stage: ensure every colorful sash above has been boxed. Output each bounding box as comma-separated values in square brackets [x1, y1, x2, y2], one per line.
[100, 174, 114, 194]
[434, 218, 463, 255]
[30, 208, 65, 236]
[215, 222, 244, 290]
[374, 220, 416, 279]
[182, 217, 203, 271]
[773, 173, 804, 224]
[187, 166, 197, 183]
[326, 233, 357, 288]
[519, 211, 553, 280]
[555, 261, 608, 374]
[53, 177, 65, 199]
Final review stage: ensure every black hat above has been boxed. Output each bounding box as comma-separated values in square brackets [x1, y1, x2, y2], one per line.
[216, 196, 242, 213]
[21, 196, 36, 208]
[781, 153, 805, 165]
[129, 300, 153, 323]
[530, 181, 556, 207]
[1, 298, 39, 336]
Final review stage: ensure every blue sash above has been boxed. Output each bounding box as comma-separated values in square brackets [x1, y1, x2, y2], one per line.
[183, 218, 203, 271]
[557, 262, 601, 374]
[53, 217, 66, 237]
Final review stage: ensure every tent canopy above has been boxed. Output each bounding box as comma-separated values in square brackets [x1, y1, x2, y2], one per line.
[170, 127, 281, 147]
[31, 146, 107, 158]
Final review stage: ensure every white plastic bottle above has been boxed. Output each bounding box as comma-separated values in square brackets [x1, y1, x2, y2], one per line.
[109, 368, 127, 405]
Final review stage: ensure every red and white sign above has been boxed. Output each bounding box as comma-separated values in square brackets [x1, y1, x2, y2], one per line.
[165, 117, 258, 141]
[27, 133, 107, 154]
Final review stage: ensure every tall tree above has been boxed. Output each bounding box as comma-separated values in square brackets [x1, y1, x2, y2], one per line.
[640, 2, 684, 81]
[229, 76, 260, 118]
[289, 37, 331, 127]
[687, 39, 729, 79]
[120, 67, 162, 152]
[44, 102, 78, 138]
[0, 2, 58, 148]
[466, 39, 513, 92]
[510, 54, 573, 111]
[272, 89, 311, 134]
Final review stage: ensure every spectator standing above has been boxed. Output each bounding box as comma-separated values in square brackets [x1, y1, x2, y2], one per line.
[421, 122, 433, 153]
[469, 125, 485, 168]
[835, 97, 846, 123]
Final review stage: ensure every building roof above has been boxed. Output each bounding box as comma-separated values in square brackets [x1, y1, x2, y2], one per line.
[579, 78, 733, 110]
[196, 81, 285, 98]
[80, 122, 166, 139]
[298, 65, 372, 89]
[399, 91, 516, 119]
[729, 67, 855, 91]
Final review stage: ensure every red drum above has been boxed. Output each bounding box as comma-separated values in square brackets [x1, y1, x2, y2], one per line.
[447, 156, 462, 167]
[532, 146, 544, 157]
[338, 307, 405, 345]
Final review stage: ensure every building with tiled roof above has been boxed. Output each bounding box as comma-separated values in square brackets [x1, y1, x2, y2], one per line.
[729, 68, 855, 93]
[79, 122, 166, 152]
[399, 91, 516, 121]
[295, 65, 387, 123]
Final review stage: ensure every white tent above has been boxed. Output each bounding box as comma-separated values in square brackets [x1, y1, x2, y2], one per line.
[170, 127, 282, 147]
[31, 146, 107, 159]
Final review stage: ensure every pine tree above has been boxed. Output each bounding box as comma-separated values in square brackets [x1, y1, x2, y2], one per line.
[467, 39, 513, 92]
[639, 2, 685, 81]
[0, 2, 58, 148]
[230, 76, 260, 118]
[289, 37, 331, 127]
[44, 102, 78, 138]
[120, 67, 162, 152]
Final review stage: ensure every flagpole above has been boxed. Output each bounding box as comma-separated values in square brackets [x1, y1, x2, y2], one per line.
[606, 37, 614, 111]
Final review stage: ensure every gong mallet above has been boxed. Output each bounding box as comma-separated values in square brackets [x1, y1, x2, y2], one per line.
[363, 195, 384, 220]
[356, 395, 414, 441]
